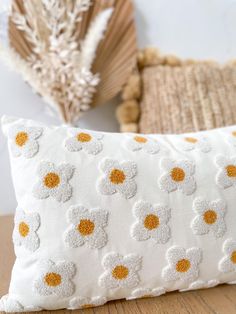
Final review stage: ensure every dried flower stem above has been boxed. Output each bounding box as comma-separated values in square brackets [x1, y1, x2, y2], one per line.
[0, 0, 113, 124]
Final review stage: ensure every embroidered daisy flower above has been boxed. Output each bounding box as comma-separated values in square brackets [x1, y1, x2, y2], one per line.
[126, 287, 166, 300]
[131, 201, 171, 244]
[226, 129, 236, 147]
[126, 135, 161, 154]
[0, 297, 24, 313]
[65, 129, 103, 155]
[215, 155, 236, 189]
[33, 161, 75, 202]
[0, 296, 41, 313]
[64, 205, 108, 249]
[98, 159, 137, 199]
[34, 260, 76, 297]
[191, 197, 227, 238]
[99, 252, 142, 289]
[181, 279, 219, 292]
[159, 158, 196, 195]
[68, 296, 107, 310]
[219, 239, 236, 273]
[176, 135, 211, 153]
[13, 209, 40, 252]
[162, 246, 202, 283]
[8, 124, 43, 158]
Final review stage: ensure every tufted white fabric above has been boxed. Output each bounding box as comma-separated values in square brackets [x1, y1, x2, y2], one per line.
[1, 116, 236, 312]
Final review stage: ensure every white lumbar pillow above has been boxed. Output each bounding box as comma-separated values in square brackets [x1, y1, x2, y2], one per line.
[1, 115, 236, 312]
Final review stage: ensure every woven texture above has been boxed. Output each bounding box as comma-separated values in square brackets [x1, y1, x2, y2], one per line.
[139, 63, 236, 134]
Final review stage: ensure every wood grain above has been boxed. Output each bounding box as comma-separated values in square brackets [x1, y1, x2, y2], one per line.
[1, 215, 236, 314]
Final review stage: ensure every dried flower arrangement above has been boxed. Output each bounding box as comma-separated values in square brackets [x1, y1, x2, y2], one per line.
[0, 0, 137, 124]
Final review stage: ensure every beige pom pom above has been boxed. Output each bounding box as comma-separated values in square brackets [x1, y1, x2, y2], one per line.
[184, 59, 196, 65]
[202, 60, 218, 66]
[138, 47, 164, 69]
[164, 55, 182, 66]
[120, 123, 139, 133]
[137, 50, 145, 68]
[116, 100, 140, 124]
[122, 74, 141, 100]
[226, 59, 236, 66]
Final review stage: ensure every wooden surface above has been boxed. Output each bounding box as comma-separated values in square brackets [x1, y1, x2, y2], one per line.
[1, 216, 236, 314]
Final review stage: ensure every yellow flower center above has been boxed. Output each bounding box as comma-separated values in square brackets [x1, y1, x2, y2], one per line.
[231, 251, 236, 264]
[44, 272, 62, 287]
[176, 259, 191, 273]
[171, 167, 185, 182]
[144, 214, 159, 230]
[18, 222, 29, 237]
[232, 131, 236, 137]
[226, 165, 236, 177]
[203, 210, 217, 225]
[15, 132, 28, 147]
[112, 265, 129, 280]
[185, 137, 197, 143]
[77, 132, 92, 142]
[77, 219, 95, 236]
[134, 136, 147, 144]
[82, 304, 94, 309]
[44, 172, 60, 189]
[109, 169, 126, 184]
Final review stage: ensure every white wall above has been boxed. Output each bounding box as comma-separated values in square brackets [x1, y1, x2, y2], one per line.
[1, 0, 236, 214]
[135, 0, 236, 62]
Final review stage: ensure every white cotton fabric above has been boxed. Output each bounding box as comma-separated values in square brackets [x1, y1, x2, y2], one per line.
[1, 116, 236, 312]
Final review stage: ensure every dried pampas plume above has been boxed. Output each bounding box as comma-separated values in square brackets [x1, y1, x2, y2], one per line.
[0, 0, 137, 125]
